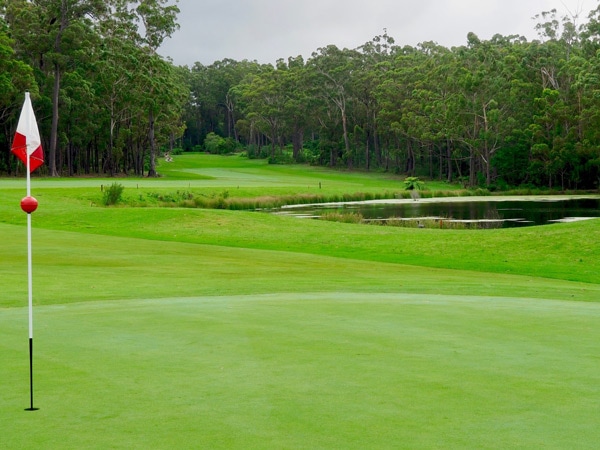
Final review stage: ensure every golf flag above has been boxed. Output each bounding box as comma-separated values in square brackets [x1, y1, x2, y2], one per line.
[13, 91, 43, 411]
[11, 92, 44, 173]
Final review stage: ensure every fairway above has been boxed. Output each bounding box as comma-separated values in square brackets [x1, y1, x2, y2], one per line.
[2, 154, 600, 448]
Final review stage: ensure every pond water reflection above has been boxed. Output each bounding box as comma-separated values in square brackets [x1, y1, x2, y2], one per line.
[278, 196, 600, 228]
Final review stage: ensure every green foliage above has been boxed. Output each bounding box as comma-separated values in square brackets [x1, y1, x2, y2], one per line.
[203, 132, 226, 153]
[0, 0, 187, 177]
[403, 176, 425, 190]
[179, 9, 600, 189]
[6, 5, 600, 188]
[320, 212, 364, 224]
[268, 151, 295, 165]
[204, 132, 239, 154]
[102, 182, 124, 206]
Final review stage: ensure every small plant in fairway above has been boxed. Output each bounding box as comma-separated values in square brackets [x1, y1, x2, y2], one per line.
[103, 182, 125, 206]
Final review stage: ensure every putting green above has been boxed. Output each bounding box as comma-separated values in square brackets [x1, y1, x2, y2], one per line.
[3, 293, 600, 449]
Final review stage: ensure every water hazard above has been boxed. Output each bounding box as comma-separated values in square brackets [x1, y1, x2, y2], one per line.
[276, 196, 600, 228]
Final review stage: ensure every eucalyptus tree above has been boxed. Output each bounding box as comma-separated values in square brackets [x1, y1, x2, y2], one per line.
[409, 43, 463, 180]
[528, 87, 573, 188]
[490, 39, 540, 187]
[90, 8, 141, 175]
[121, 0, 181, 177]
[376, 43, 452, 175]
[182, 63, 206, 147]
[147, 57, 188, 165]
[0, 25, 37, 173]
[308, 45, 359, 167]
[446, 33, 515, 186]
[275, 55, 313, 160]
[422, 43, 465, 181]
[575, 6, 600, 187]
[0, 25, 37, 121]
[376, 45, 422, 172]
[525, 9, 586, 188]
[353, 31, 396, 170]
[402, 42, 461, 179]
[185, 58, 262, 149]
[236, 65, 287, 157]
[59, 63, 104, 175]
[4, 0, 108, 176]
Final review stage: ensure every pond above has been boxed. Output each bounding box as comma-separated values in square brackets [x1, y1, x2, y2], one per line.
[276, 196, 600, 228]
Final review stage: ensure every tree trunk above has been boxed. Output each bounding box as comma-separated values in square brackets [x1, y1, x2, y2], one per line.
[446, 140, 453, 183]
[406, 140, 415, 175]
[469, 147, 476, 186]
[49, 64, 61, 177]
[292, 125, 303, 161]
[365, 134, 370, 171]
[341, 110, 351, 161]
[147, 109, 157, 177]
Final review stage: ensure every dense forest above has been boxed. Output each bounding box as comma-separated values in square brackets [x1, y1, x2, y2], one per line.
[2, 1, 600, 189]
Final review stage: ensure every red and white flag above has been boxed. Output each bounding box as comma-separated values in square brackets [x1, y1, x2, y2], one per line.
[11, 92, 44, 173]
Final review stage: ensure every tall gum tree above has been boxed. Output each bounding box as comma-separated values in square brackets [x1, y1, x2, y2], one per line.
[5, 0, 108, 176]
[354, 32, 396, 171]
[132, 0, 180, 177]
[0, 24, 38, 174]
[309, 45, 358, 167]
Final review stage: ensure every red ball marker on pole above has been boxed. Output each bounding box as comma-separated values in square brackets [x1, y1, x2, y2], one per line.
[21, 196, 39, 214]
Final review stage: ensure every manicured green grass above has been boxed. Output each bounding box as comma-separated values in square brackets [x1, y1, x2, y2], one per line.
[1, 154, 600, 448]
[2, 202, 598, 285]
[3, 294, 600, 448]
[1, 223, 597, 308]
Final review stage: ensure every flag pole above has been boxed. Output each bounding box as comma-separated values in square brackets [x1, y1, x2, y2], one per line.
[25, 150, 38, 412]
[12, 91, 43, 411]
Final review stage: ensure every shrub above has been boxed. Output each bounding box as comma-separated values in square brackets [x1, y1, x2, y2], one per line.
[404, 176, 425, 191]
[204, 132, 223, 153]
[268, 152, 294, 164]
[103, 182, 124, 206]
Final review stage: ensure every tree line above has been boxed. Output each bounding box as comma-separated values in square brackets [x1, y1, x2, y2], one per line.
[1, 0, 185, 177]
[186, 7, 600, 190]
[2, 2, 600, 189]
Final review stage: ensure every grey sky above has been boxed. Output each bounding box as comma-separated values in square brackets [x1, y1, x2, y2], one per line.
[158, 0, 591, 66]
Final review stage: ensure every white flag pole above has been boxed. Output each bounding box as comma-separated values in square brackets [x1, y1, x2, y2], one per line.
[27, 140, 33, 339]
[23, 92, 38, 411]
[14, 91, 41, 411]
[25, 147, 37, 412]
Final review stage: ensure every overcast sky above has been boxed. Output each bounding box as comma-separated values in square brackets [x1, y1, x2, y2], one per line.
[158, 0, 591, 67]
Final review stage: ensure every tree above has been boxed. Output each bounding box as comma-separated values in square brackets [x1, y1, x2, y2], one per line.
[353, 31, 396, 170]
[5, 0, 108, 176]
[127, 0, 181, 177]
[237, 66, 287, 157]
[0, 26, 37, 173]
[308, 45, 358, 167]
